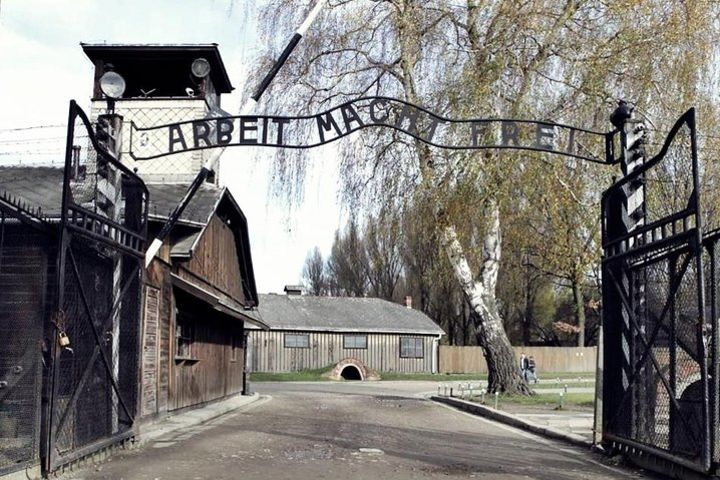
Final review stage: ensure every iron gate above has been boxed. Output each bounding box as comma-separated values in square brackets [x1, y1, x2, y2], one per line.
[0, 100, 148, 476]
[0, 199, 54, 476]
[601, 108, 714, 472]
[44, 101, 149, 472]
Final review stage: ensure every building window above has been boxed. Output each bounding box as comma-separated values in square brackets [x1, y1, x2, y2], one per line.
[176, 320, 195, 359]
[400, 337, 424, 358]
[343, 334, 367, 349]
[284, 333, 309, 348]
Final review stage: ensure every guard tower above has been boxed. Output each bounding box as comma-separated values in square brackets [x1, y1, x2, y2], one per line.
[82, 43, 234, 184]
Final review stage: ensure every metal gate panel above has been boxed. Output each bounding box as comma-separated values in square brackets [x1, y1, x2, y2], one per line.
[602, 109, 711, 472]
[0, 225, 50, 476]
[704, 233, 720, 465]
[44, 101, 148, 473]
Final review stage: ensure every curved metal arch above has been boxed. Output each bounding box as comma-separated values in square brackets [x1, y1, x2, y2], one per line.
[128, 96, 615, 164]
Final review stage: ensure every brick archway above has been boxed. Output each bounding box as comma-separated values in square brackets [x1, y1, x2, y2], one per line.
[340, 364, 363, 380]
[326, 358, 379, 381]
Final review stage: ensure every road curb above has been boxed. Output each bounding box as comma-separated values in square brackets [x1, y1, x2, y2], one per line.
[137, 392, 262, 445]
[431, 395, 593, 449]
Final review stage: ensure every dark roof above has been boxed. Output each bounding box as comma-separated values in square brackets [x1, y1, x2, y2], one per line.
[0, 167, 64, 217]
[170, 231, 201, 257]
[0, 167, 222, 225]
[81, 43, 234, 94]
[255, 294, 445, 335]
[147, 183, 224, 226]
[148, 183, 258, 306]
[0, 167, 258, 305]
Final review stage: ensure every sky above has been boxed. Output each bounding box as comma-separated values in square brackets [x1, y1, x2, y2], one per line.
[0, 0, 345, 293]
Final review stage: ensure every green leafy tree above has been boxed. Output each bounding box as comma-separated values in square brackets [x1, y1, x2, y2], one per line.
[252, 0, 720, 393]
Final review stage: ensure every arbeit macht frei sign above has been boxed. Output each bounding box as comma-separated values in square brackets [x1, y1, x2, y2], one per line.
[129, 96, 610, 163]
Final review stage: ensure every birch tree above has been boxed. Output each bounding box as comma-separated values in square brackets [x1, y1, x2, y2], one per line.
[249, 0, 720, 393]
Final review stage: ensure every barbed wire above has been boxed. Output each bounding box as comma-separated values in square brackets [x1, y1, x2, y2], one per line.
[0, 124, 66, 132]
[0, 136, 88, 146]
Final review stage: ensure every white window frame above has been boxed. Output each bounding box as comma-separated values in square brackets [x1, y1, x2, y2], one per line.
[343, 334, 368, 349]
[284, 333, 310, 348]
[399, 337, 424, 358]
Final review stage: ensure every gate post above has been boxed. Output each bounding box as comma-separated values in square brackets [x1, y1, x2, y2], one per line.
[603, 100, 647, 445]
[97, 113, 125, 434]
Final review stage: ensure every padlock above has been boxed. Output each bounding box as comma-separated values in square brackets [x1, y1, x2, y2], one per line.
[58, 331, 71, 347]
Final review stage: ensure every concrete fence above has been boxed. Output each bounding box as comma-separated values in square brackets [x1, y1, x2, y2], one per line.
[439, 346, 597, 374]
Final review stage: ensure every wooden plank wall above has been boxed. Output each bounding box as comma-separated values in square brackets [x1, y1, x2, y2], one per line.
[248, 331, 437, 373]
[185, 215, 245, 303]
[144, 260, 173, 416]
[140, 286, 160, 417]
[141, 209, 250, 418]
[439, 346, 597, 374]
[171, 316, 244, 411]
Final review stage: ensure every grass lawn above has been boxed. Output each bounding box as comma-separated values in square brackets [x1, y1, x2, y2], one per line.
[379, 372, 484, 382]
[470, 392, 595, 409]
[249, 367, 331, 382]
[381, 372, 594, 382]
[250, 368, 595, 383]
[530, 380, 595, 389]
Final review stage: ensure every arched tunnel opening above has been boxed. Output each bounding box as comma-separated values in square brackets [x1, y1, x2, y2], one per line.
[340, 365, 363, 380]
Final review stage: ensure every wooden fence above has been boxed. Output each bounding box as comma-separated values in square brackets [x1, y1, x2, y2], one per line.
[439, 346, 597, 374]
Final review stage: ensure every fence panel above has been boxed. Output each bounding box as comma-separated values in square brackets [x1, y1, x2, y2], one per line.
[439, 346, 597, 374]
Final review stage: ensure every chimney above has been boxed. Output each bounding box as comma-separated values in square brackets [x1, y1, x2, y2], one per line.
[405, 296, 412, 309]
[284, 285, 303, 296]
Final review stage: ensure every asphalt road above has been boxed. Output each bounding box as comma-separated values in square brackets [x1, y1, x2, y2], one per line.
[70, 382, 660, 480]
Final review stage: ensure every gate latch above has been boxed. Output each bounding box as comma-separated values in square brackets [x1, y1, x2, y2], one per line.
[51, 310, 71, 349]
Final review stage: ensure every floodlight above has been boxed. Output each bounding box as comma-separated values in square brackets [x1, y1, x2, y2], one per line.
[99, 71, 126, 99]
[191, 58, 211, 78]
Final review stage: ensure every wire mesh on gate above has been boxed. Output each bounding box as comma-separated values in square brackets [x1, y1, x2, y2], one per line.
[46, 101, 147, 471]
[0, 118, 63, 474]
[703, 233, 720, 464]
[601, 109, 714, 472]
[51, 244, 141, 457]
[0, 218, 52, 474]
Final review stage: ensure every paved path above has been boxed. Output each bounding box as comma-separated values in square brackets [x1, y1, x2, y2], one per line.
[512, 411, 595, 441]
[68, 382, 657, 480]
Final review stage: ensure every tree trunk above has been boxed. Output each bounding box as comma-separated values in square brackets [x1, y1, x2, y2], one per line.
[522, 261, 531, 346]
[441, 202, 532, 395]
[573, 279, 586, 347]
[447, 316, 455, 346]
[463, 301, 471, 346]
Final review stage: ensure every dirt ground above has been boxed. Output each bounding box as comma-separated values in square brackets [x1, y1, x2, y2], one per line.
[67, 381, 661, 480]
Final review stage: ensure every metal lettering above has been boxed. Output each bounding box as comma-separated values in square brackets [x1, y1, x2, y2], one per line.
[168, 125, 188, 153]
[471, 122, 489, 147]
[501, 121, 520, 146]
[273, 118, 291, 145]
[369, 98, 389, 124]
[133, 97, 608, 163]
[535, 124, 555, 150]
[262, 117, 269, 144]
[316, 112, 343, 142]
[240, 117, 258, 145]
[426, 117, 444, 142]
[340, 104, 364, 133]
[566, 128, 576, 154]
[192, 121, 211, 148]
[216, 118, 234, 145]
[394, 104, 420, 134]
